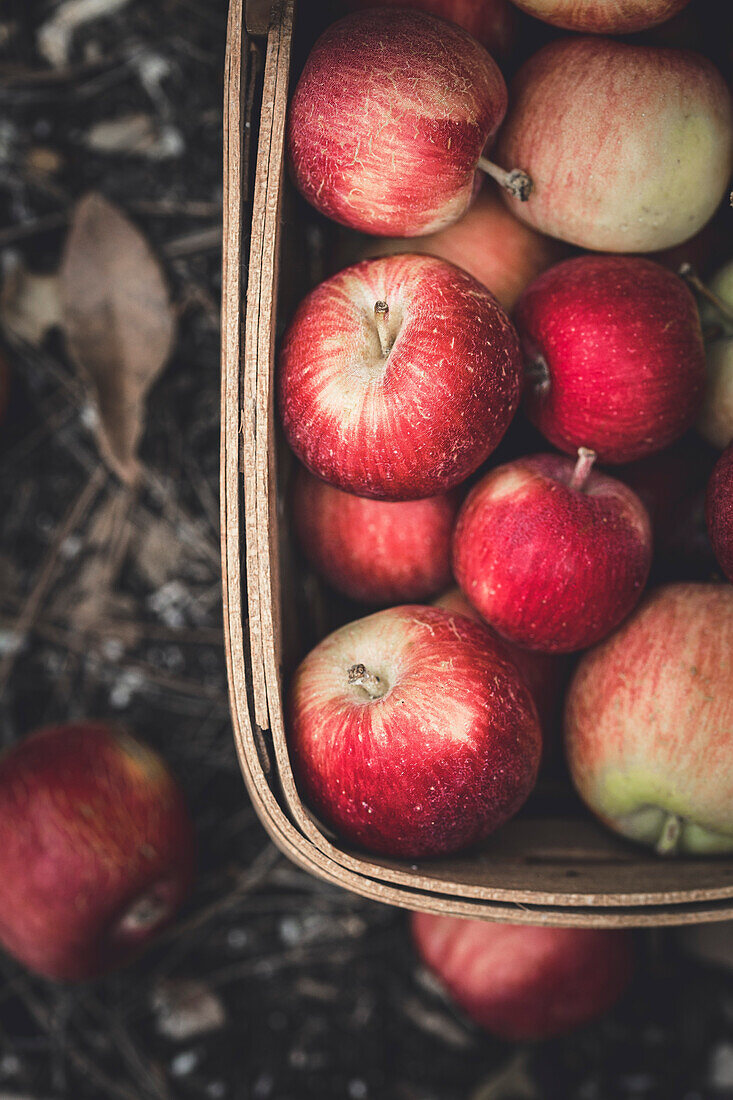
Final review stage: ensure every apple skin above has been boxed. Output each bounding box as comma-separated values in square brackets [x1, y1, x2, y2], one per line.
[287, 10, 508, 237]
[343, 0, 516, 61]
[292, 464, 459, 604]
[286, 605, 541, 858]
[278, 254, 521, 501]
[354, 186, 565, 313]
[697, 260, 733, 451]
[566, 583, 733, 855]
[0, 722, 195, 981]
[706, 444, 733, 583]
[507, 0, 690, 33]
[412, 913, 634, 1040]
[494, 37, 733, 253]
[452, 453, 652, 654]
[516, 256, 706, 464]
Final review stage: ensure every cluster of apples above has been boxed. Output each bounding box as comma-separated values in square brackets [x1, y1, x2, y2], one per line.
[279, 1, 733, 863]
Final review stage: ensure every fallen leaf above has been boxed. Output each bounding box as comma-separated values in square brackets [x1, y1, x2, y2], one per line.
[37, 0, 132, 68]
[84, 114, 184, 160]
[59, 192, 175, 484]
[0, 260, 62, 346]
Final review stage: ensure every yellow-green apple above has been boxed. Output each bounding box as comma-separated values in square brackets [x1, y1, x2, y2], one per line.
[566, 583, 733, 854]
[278, 254, 521, 501]
[292, 465, 459, 604]
[287, 10, 522, 238]
[0, 722, 195, 981]
[697, 260, 733, 450]
[706, 444, 733, 583]
[286, 605, 541, 858]
[507, 0, 690, 33]
[411, 914, 634, 1040]
[516, 255, 706, 463]
[343, 0, 517, 60]
[494, 37, 733, 252]
[453, 450, 652, 653]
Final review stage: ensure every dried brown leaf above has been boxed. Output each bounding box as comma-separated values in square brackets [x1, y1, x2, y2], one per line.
[59, 192, 175, 484]
[0, 260, 62, 346]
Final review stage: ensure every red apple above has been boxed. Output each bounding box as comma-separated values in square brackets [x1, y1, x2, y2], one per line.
[494, 37, 733, 252]
[0, 722, 195, 981]
[566, 583, 733, 854]
[412, 913, 634, 1040]
[355, 186, 564, 312]
[287, 10, 510, 237]
[706, 443, 733, 583]
[286, 605, 541, 858]
[292, 464, 458, 604]
[453, 450, 652, 653]
[343, 0, 516, 61]
[507, 0, 690, 33]
[278, 254, 521, 501]
[516, 255, 706, 464]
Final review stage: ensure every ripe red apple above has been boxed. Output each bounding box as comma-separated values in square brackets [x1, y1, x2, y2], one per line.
[355, 187, 564, 312]
[507, 0, 690, 33]
[292, 464, 459, 604]
[566, 583, 733, 854]
[706, 444, 733, 583]
[433, 587, 566, 740]
[412, 913, 634, 1040]
[343, 0, 517, 61]
[0, 722, 195, 981]
[453, 450, 652, 653]
[286, 605, 541, 858]
[494, 37, 733, 252]
[287, 10, 512, 237]
[516, 255, 706, 464]
[278, 254, 521, 501]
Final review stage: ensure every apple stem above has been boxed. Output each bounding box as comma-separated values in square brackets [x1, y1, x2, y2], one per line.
[656, 813, 682, 856]
[569, 447, 597, 492]
[477, 157, 533, 202]
[348, 662, 385, 701]
[374, 300, 392, 358]
[679, 263, 733, 327]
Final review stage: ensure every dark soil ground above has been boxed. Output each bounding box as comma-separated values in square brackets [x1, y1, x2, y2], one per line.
[1, 1, 733, 1097]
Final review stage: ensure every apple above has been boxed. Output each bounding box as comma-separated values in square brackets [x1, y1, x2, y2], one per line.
[706, 444, 733, 583]
[506, 0, 690, 33]
[452, 449, 652, 653]
[566, 583, 733, 854]
[493, 37, 733, 252]
[433, 587, 567, 740]
[278, 254, 521, 501]
[696, 260, 733, 451]
[292, 464, 459, 604]
[516, 255, 706, 464]
[287, 10, 526, 238]
[343, 0, 517, 60]
[412, 913, 634, 1040]
[0, 722, 195, 981]
[353, 186, 564, 312]
[286, 605, 541, 858]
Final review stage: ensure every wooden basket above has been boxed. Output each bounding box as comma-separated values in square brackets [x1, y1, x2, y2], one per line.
[221, 0, 733, 927]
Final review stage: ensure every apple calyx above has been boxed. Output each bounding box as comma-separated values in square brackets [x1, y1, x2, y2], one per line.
[656, 813, 682, 856]
[477, 157, 533, 202]
[374, 300, 393, 358]
[568, 447, 597, 492]
[679, 263, 733, 336]
[348, 662, 387, 701]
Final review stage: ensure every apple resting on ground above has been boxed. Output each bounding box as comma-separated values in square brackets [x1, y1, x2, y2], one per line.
[516, 255, 706, 464]
[696, 260, 733, 451]
[286, 605, 541, 858]
[494, 37, 733, 252]
[278, 255, 521, 501]
[706, 444, 733, 583]
[507, 0, 690, 33]
[0, 722, 195, 981]
[287, 11, 522, 237]
[356, 187, 564, 312]
[452, 450, 652, 653]
[412, 914, 634, 1040]
[344, 0, 516, 60]
[292, 465, 458, 604]
[566, 583, 733, 854]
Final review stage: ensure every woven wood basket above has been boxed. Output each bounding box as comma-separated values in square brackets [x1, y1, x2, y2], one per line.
[220, 0, 733, 927]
